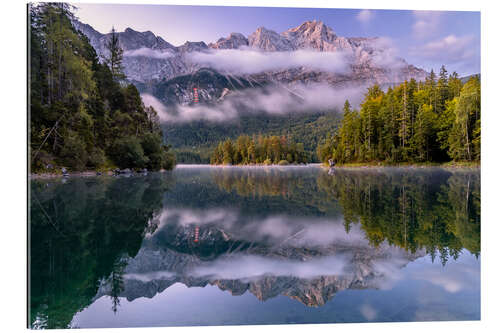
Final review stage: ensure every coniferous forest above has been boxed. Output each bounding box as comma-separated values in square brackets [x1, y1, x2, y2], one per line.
[29, 3, 480, 170]
[210, 135, 309, 165]
[317, 69, 480, 165]
[29, 3, 175, 173]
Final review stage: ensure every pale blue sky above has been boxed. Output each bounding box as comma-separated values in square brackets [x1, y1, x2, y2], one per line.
[73, 3, 480, 75]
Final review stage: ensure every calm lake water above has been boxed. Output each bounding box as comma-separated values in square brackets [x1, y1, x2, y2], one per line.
[29, 165, 480, 329]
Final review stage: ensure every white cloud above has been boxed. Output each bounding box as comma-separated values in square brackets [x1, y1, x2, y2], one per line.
[149, 207, 389, 250]
[412, 11, 443, 39]
[411, 34, 476, 63]
[190, 254, 348, 280]
[357, 9, 374, 24]
[142, 83, 366, 124]
[124, 47, 174, 59]
[187, 48, 351, 75]
[368, 37, 406, 69]
[140, 93, 172, 122]
[123, 271, 175, 282]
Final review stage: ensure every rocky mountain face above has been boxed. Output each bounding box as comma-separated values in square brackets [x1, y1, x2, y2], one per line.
[208, 32, 249, 49]
[73, 19, 427, 89]
[248, 27, 294, 51]
[94, 221, 423, 307]
[146, 68, 256, 107]
[282, 20, 350, 51]
[73, 20, 190, 82]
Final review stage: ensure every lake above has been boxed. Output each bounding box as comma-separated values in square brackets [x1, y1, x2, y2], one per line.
[29, 165, 480, 329]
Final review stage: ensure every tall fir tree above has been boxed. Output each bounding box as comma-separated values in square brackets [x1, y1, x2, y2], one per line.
[105, 27, 126, 82]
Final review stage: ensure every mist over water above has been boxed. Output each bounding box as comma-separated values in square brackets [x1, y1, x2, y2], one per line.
[30, 165, 480, 328]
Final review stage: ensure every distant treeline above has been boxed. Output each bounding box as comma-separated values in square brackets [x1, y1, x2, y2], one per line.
[210, 135, 309, 165]
[167, 112, 340, 164]
[317, 68, 480, 165]
[29, 3, 175, 172]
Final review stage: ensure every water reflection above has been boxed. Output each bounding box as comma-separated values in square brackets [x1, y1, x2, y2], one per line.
[29, 166, 480, 328]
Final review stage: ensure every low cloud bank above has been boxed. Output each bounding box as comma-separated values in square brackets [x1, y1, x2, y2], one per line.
[366, 37, 407, 69]
[124, 47, 174, 59]
[190, 254, 348, 280]
[187, 48, 351, 75]
[151, 207, 369, 248]
[141, 83, 366, 123]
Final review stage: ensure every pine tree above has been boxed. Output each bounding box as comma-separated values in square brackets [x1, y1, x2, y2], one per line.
[436, 65, 449, 114]
[315, 68, 479, 165]
[105, 27, 126, 81]
[29, 4, 175, 172]
[399, 81, 410, 159]
[412, 104, 437, 161]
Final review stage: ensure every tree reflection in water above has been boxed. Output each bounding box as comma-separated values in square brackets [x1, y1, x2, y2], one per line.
[29, 167, 480, 328]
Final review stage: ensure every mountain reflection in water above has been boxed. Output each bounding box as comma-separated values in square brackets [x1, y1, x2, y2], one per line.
[29, 165, 480, 329]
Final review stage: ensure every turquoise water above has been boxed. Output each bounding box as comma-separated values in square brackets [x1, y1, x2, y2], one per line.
[29, 165, 480, 329]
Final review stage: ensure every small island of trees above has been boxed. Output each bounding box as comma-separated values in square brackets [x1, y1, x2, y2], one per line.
[210, 135, 309, 165]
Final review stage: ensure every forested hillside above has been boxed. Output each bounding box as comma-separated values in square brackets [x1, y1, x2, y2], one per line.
[317, 68, 480, 165]
[29, 3, 175, 172]
[170, 112, 340, 163]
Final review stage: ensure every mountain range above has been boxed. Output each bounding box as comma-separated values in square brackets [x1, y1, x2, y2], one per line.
[73, 19, 427, 88]
[94, 218, 423, 307]
[72, 19, 430, 162]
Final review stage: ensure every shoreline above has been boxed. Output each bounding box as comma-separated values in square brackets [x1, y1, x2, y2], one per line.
[325, 161, 480, 170]
[29, 170, 113, 179]
[203, 161, 480, 169]
[29, 162, 480, 179]
[29, 169, 172, 179]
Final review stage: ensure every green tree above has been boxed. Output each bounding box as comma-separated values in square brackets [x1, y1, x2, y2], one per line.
[104, 27, 126, 81]
[412, 104, 437, 161]
[315, 69, 480, 165]
[448, 76, 480, 161]
[29, 3, 175, 172]
[109, 137, 149, 169]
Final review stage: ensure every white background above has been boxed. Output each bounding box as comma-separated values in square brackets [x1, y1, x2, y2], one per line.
[0, 0, 498, 332]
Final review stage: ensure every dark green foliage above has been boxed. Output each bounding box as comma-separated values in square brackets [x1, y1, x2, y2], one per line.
[318, 68, 480, 164]
[315, 169, 480, 260]
[162, 148, 176, 170]
[164, 112, 340, 163]
[140, 133, 176, 171]
[59, 132, 88, 170]
[210, 135, 308, 165]
[206, 167, 480, 261]
[29, 175, 171, 328]
[109, 137, 149, 169]
[29, 3, 175, 172]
